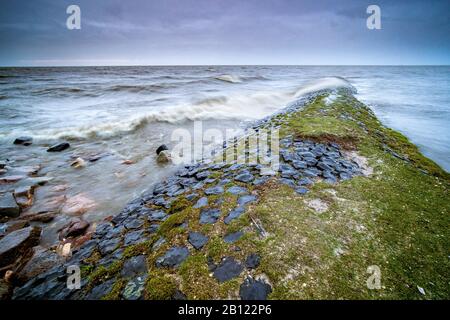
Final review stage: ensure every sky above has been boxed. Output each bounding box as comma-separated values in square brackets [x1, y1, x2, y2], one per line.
[0, 0, 449, 66]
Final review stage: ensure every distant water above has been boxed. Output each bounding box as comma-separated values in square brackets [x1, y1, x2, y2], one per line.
[0, 66, 448, 245]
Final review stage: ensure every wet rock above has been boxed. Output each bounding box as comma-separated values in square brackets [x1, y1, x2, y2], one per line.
[245, 253, 261, 269]
[0, 226, 41, 268]
[0, 161, 6, 169]
[239, 277, 272, 300]
[155, 246, 189, 268]
[226, 186, 248, 195]
[0, 193, 20, 217]
[70, 157, 86, 168]
[195, 170, 211, 181]
[124, 229, 146, 246]
[86, 279, 115, 300]
[16, 246, 63, 284]
[224, 206, 245, 224]
[47, 142, 70, 152]
[13, 186, 34, 209]
[0, 175, 25, 184]
[59, 219, 90, 240]
[124, 216, 144, 229]
[213, 257, 244, 283]
[2, 220, 29, 235]
[121, 255, 147, 278]
[25, 212, 55, 223]
[122, 274, 147, 300]
[13, 136, 33, 146]
[98, 238, 121, 256]
[156, 144, 168, 155]
[204, 185, 224, 195]
[188, 232, 208, 250]
[97, 248, 123, 268]
[157, 150, 171, 164]
[235, 172, 254, 183]
[193, 196, 208, 208]
[61, 193, 96, 215]
[223, 231, 244, 243]
[199, 208, 221, 224]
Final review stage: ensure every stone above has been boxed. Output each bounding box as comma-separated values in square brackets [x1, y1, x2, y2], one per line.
[238, 195, 257, 206]
[61, 194, 96, 215]
[59, 219, 89, 239]
[0, 161, 6, 169]
[13, 136, 33, 146]
[279, 178, 296, 188]
[226, 186, 248, 195]
[188, 232, 209, 250]
[204, 185, 224, 195]
[245, 253, 261, 269]
[124, 216, 144, 230]
[253, 177, 269, 186]
[195, 170, 210, 180]
[122, 274, 147, 300]
[199, 208, 221, 224]
[224, 206, 245, 224]
[145, 209, 167, 222]
[0, 193, 20, 217]
[223, 231, 244, 243]
[295, 187, 309, 195]
[239, 277, 272, 300]
[152, 237, 166, 251]
[47, 142, 70, 152]
[157, 150, 171, 163]
[156, 144, 168, 155]
[297, 177, 313, 185]
[121, 255, 147, 278]
[185, 193, 198, 201]
[124, 229, 146, 246]
[235, 173, 254, 183]
[0, 175, 25, 183]
[292, 160, 307, 170]
[193, 196, 208, 208]
[17, 246, 63, 284]
[0, 226, 41, 268]
[70, 157, 86, 168]
[86, 279, 115, 300]
[98, 238, 121, 256]
[155, 246, 189, 268]
[213, 257, 244, 283]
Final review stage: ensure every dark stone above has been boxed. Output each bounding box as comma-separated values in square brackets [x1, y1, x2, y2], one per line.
[193, 196, 208, 208]
[185, 193, 198, 201]
[339, 172, 352, 180]
[252, 177, 269, 186]
[224, 206, 245, 224]
[234, 173, 254, 183]
[124, 229, 146, 246]
[295, 187, 309, 195]
[188, 232, 208, 250]
[17, 247, 63, 284]
[245, 253, 261, 269]
[47, 142, 70, 152]
[297, 151, 315, 158]
[279, 178, 296, 188]
[0, 193, 20, 217]
[297, 177, 313, 185]
[59, 219, 89, 239]
[195, 171, 211, 181]
[124, 217, 144, 230]
[213, 257, 244, 283]
[86, 279, 115, 300]
[145, 209, 167, 222]
[156, 144, 168, 155]
[98, 238, 120, 256]
[239, 277, 272, 300]
[199, 208, 221, 224]
[292, 160, 307, 170]
[204, 185, 224, 195]
[122, 274, 147, 300]
[302, 169, 319, 178]
[223, 231, 243, 243]
[155, 246, 189, 268]
[121, 255, 147, 278]
[0, 226, 41, 268]
[14, 136, 33, 146]
[237, 195, 257, 206]
[172, 289, 187, 300]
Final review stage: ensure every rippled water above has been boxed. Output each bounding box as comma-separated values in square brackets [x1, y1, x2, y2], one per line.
[0, 66, 448, 245]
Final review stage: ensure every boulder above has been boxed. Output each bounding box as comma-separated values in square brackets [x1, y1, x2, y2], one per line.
[70, 157, 86, 168]
[156, 150, 171, 164]
[0, 226, 41, 268]
[0, 193, 20, 217]
[156, 144, 168, 155]
[47, 142, 70, 152]
[13, 136, 33, 146]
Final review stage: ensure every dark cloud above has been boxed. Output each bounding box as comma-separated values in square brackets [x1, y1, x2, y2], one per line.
[0, 0, 449, 65]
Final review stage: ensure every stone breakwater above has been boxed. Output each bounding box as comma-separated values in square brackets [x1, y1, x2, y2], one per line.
[9, 90, 367, 300]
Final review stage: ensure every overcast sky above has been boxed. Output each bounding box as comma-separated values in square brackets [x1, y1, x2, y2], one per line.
[0, 0, 449, 66]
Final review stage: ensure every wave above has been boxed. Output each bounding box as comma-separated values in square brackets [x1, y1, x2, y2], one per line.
[215, 74, 242, 83]
[3, 76, 354, 141]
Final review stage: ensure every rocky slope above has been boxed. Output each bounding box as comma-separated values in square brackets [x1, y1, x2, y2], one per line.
[4, 89, 450, 300]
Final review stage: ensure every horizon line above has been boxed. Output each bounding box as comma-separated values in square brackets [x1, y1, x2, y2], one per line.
[1, 64, 450, 68]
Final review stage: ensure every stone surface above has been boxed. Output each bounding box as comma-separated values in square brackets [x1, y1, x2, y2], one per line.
[17, 246, 63, 284]
[122, 274, 147, 300]
[13, 136, 33, 146]
[156, 144, 168, 155]
[224, 206, 245, 224]
[213, 257, 244, 283]
[157, 150, 171, 164]
[204, 185, 224, 195]
[223, 231, 244, 243]
[239, 277, 272, 300]
[193, 196, 208, 208]
[237, 195, 257, 206]
[226, 186, 248, 195]
[245, 253, 261, 269]
[121, 255, 147, 278]
[47, 142, 70, 152]
[199, 208, 221, 224]
[0, 193, 20, 217]
[295, 187, 309, 195]
[156, 246, 189, 268]
[235, 173, 254, 183]
[0, 226, 41, 268]
[188, 232, 208, 250]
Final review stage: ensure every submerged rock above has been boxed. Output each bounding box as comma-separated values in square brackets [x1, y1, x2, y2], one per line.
[157, 150, 171, 164]
[13, 136, 33, 146]
[47, 142, 70, 152]
[0, 193, 20, 217]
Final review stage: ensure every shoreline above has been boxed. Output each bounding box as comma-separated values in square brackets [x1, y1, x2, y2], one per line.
[2, 88, 449, 300]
